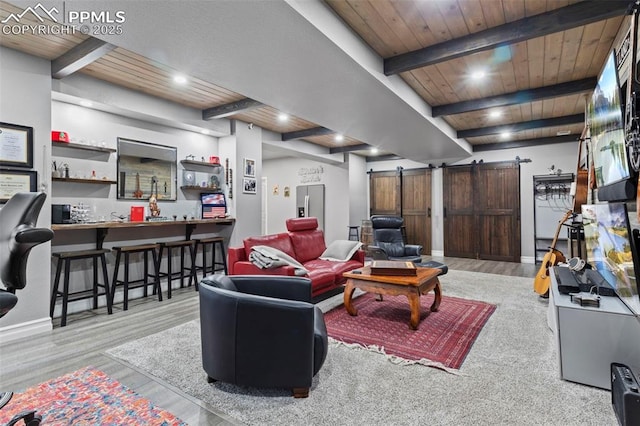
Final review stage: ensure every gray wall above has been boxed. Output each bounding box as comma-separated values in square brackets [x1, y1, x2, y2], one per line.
[348, 154, 368, 228]
[262, 156, 350, 243]
[0, 47, 53, 333]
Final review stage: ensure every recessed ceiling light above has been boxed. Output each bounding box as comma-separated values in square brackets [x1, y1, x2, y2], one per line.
[371, 147, 379, 154]
[500, 131, 511, 140]
[489, 110, 502, 119]
[80, 100, 93, 107]
[278, 113, 289, 122]
[173, 75, 188, 85]
[470, 70, 486, 80]
[335, 134, 344, 142]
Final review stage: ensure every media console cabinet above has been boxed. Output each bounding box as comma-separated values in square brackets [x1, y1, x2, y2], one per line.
[548, 267, 640, 390]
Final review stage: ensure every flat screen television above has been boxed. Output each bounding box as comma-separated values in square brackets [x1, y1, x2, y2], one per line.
[201, 192, 226, 219]
[582, 202, 640, 315]
[588, 50, 635, 202]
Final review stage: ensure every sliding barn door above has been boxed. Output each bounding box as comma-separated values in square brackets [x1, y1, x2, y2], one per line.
[443, 161, 521, 262]
[443, 165, 476, 258]
[402, 168, 432, 254]
[476, 162, 521, 262]
[369, 170, 400, 216]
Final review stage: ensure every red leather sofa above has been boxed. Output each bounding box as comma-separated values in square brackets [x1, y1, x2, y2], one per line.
[227, 217, 365, 297]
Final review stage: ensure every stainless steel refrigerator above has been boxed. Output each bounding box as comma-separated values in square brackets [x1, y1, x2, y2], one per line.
[296, 184, 325, 230]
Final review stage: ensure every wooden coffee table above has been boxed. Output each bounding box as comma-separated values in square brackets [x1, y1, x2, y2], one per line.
[342, 266, 442, 330]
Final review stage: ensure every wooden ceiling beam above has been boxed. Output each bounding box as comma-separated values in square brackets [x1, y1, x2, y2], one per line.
[384, 1, 632, 75]
[458, 114, 584, 138]
[432, 77, 596, 117]
[366, 154, 402, 162]
[202, 98, 263, 120]
[472, 134, 578, 152]
[329, 143, 370, 154]
[281, 126, 334, 141]
[51, 38, 116, 79]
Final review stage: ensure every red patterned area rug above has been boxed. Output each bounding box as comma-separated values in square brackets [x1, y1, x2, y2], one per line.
[324, 293, 496, 371]
[0, 366, 186, 425]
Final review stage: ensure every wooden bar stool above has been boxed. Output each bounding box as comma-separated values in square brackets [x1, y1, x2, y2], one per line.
[193, 237, 228, 283]
[50, 248, 112, 327]
[157, 240, 197, 299]
[111, 243, 162, 311]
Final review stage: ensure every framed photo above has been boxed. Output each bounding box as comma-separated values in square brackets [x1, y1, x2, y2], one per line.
[0, 169, 37, 202]
[243, 158, 255, 177]
[243, 177, 257, 194]
[0, 122, 33, 168]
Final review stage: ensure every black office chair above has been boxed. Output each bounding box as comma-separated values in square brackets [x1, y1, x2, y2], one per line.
[369, 215, 423, 263]
[0, 192, 54, 425]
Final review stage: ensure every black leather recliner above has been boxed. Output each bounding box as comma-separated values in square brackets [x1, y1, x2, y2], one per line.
[0, 192, 54, 425]
[198, 274, 328, 398]
[369, 215, 422, 263]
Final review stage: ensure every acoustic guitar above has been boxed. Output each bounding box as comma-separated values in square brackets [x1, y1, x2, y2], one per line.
[533, 210, 573, 296]
[133, 173, 143, 199]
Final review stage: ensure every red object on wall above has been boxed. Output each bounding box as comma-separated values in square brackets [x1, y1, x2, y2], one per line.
[51, 131, 69, 142]
[130, 206, 144, 222]
[209, 156, 220, 164]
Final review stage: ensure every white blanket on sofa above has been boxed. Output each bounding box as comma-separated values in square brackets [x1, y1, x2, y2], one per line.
[249, 245, 309, 276]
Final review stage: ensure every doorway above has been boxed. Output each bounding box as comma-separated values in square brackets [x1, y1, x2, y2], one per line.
[443, 161, 521, 262]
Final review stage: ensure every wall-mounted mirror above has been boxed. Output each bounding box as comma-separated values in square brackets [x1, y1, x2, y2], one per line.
[117, 137, 177, 201]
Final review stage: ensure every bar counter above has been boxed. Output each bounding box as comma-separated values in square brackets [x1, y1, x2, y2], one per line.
[52, 218, 235, 248]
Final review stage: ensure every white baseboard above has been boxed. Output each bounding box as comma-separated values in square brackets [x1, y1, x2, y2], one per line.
[0, 317, 52, 343]
[431, 250, 444, 257]
[520, 256, 536, 264]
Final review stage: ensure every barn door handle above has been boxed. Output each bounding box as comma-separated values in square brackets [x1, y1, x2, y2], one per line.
[428, 207, 431, 217]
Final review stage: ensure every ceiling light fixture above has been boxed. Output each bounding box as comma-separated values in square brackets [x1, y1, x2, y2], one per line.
[80, 100, 93, 108]
[278, 113, 289, 122]
[173, 75, 188, 85]
[470, 70, 486, 80]
[489, 110, 502, 119]
[371, 147, 379, 154]
[500, 131, 511, 140]
[335, 134, 344, 142]
[556, 130, 571, 136]
[201, 129, 210, 135]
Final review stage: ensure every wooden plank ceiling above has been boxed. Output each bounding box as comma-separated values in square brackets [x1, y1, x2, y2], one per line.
[327, 0, 630, 149]
[0, 0, 633, 158]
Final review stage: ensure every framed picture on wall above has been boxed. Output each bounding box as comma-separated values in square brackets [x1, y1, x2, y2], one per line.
[243, 158, 255, 177]
[243, 177, 257, 194]
[0, 169, 37, 202]
[0, 122, 33, 168]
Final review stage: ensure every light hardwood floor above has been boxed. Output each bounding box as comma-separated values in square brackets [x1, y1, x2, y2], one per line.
[0, 257, 537, 425]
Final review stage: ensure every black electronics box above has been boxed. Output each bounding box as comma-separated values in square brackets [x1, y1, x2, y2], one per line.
[611, 363, 640, 425]
[51, 204, 71, 224]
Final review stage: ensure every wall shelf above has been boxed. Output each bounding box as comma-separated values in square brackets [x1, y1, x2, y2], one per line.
[52, 177, 116, 184]
[52, 141, 116, 153]
[180, 159, 222, 170]
[180, 185, 222, 191]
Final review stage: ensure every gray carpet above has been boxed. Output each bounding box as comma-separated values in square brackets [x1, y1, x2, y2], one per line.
[106, 270, 617, 425]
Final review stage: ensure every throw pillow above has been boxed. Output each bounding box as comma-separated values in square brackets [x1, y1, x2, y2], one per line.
[319, 240, 362, 261]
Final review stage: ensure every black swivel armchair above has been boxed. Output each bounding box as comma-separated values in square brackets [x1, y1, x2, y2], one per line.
[199, 274, 328, 398]
[0, 192, 54, 425]
[369, 215, 422, 263]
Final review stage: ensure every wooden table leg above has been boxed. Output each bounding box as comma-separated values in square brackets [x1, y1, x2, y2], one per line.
[430, 278, 441, 312]
[407, 291, 421, 330]
[343, 280, 358, 316]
